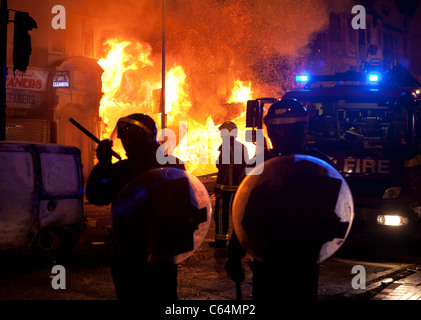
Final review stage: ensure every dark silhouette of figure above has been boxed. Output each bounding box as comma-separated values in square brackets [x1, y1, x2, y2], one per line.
[210, 121, 249, 249]
[86, 113, 184, 301]
[225, 99, 342, 300]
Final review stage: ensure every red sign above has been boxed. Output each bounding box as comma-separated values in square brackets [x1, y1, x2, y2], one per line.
[5, 68, 49, 109]
[6, 68, 49, 92]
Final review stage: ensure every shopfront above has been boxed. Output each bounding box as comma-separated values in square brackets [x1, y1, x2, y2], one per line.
[6, 56, 103, 180]
[5, 67, 54, 143]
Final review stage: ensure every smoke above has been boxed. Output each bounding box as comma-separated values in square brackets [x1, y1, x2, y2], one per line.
[83, 0, 331, 122]
[93, 0, 330, 56]
[12, 0, 333, 124]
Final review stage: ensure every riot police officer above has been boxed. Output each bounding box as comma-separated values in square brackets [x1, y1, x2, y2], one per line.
[86, 113, 184, 206]
[209, 121, 249, 249]
[225, 99, 332, 300]
[86, 113, 184, 301]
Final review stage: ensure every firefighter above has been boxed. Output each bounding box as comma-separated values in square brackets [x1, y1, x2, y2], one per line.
[85, 113, 184, 301]
[209, 121, 249, 249]
[225, 99, 331, 300]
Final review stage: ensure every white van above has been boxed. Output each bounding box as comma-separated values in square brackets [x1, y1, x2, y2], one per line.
[0, 141, 85, 256]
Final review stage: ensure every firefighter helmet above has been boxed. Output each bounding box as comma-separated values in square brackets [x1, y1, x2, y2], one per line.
[232, 154, 354, 265]
[219, 121, 238, 137]
[112, 167, 212, 264]
[117, 113, 158, 143]
[264, 99, 308, 126]
[219, 121, 237, 132]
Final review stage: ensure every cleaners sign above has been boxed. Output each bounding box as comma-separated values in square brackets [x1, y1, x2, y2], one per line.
[6, 68, 49, 109]
[52, 71, 70, 88]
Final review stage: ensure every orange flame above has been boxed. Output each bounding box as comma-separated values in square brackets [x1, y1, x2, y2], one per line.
[228, 80, 253, 104]
[97, 38, 158, 159]
[97, 38, 255, 175]
[164, 65, 192, 122]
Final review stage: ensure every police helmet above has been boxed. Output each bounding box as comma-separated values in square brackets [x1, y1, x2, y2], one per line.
[264, 99, 308, 126]
[117, 113, 158, 143]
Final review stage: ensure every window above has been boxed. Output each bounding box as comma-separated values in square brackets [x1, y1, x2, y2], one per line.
[40, 153, 79, 194]
[358, 29, 366, 45]
[390, 35, 395, 58]
[0, 152, 34, 193]
[336, 108, 396, 142]
[348, 18, 356, 44]
[83, 22, 95, 57]
[305, 103, 407, 144]
[367, 23, 371, 44]
[50, 29, 65, 54]
[403, 38, 407, 56]
[329, 13, 341, 42]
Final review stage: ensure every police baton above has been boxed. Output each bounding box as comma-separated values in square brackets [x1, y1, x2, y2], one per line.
[69, 117, 121, 160]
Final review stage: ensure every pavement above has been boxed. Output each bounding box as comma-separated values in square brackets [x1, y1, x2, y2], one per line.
[83, 199, 421, 301]
[371, 266, 421, 300]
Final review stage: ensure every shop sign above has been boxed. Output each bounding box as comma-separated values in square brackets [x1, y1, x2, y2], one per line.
[52, 71, 70, 88]
[6, 68, 49, 92]
[5, 68, 49, 109]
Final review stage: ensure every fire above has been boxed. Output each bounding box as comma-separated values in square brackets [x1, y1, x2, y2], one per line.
[98, 39, 154, 121]
[228, 80, 253, 103]
[97, 38, 158, 159]
[97, 38, 255, 176]
[172, 116, 221, 176]
[164, 65, 192, 122]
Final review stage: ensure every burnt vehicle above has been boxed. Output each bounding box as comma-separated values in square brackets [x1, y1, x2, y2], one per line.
[0, 142, 85, 256]
[246, 64, 421, 236]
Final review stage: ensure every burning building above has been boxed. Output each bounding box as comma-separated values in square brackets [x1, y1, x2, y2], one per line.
[3, 0, 421, 178]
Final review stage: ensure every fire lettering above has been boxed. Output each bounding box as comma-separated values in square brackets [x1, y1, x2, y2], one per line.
[378, 160, 390, 174]
[343, 158, 390, 174]
[362, 159, 376, 173]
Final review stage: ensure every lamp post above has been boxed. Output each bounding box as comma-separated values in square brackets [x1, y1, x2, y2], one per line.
[161, 0, 166, 131]
[0, 0, 8, 140]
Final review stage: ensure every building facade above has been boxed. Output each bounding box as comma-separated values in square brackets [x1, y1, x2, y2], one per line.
[307, 0, 421, 81]
[4, 0, 103, 178]
[3, 0, 421, 180]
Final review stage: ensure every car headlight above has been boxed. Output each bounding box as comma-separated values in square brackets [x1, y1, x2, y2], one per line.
[376, 215, 409, 227]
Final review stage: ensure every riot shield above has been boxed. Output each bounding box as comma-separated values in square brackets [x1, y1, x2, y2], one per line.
[232, 154, 354, 265]
[112, 167, 212, 264]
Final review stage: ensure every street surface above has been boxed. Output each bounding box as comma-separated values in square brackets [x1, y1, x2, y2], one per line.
[1, 196, 421, 301]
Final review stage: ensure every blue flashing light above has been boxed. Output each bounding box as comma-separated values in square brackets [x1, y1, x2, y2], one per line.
[296, 75, 309, 82]
[368, 72, 381, 83]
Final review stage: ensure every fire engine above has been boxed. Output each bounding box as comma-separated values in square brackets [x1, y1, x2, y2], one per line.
[246, 63, 421, 236]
